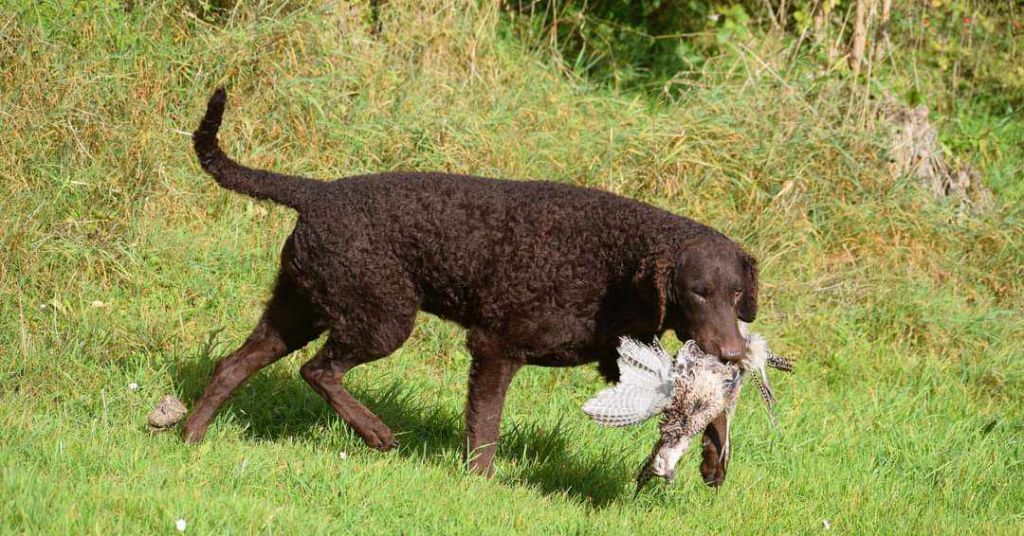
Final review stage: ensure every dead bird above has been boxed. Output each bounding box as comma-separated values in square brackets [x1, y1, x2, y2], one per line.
[582, 323, 792, 492]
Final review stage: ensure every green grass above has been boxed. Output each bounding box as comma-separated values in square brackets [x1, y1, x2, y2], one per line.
[2, 1, 1023, 533]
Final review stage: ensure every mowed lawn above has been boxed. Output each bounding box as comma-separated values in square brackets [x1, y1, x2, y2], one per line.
[2, 1, 1022, 533]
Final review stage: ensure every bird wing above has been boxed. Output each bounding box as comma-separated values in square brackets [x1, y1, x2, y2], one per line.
[616, 337, 674, 388]
[583, 338, 675, 427]
[583, 383, 674, 427]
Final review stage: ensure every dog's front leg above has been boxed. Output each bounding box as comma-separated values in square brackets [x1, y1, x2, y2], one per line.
[699, 413, 730, 486]
[464, 331, 522, 476]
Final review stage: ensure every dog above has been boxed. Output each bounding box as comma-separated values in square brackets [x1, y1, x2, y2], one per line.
[182, 88, 758, 486]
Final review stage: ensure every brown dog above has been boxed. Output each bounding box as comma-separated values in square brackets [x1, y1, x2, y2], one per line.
[182, 88, 758, 486]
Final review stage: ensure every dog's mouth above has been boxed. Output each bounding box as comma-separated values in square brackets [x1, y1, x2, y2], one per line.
[675, 333, 737, 366]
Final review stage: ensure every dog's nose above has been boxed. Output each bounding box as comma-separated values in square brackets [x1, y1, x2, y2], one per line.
[718, 340, 745, 361]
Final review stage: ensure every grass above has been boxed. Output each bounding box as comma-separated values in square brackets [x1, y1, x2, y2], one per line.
[2, 1, 1023, 533]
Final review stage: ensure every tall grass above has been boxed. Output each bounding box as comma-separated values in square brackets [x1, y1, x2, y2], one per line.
[2, 1, 1022, 533]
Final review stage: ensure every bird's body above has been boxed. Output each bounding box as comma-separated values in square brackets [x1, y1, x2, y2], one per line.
[582, 324, 793, 492]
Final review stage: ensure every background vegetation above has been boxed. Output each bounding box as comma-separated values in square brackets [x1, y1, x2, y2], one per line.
[2, 0, 1022, 533]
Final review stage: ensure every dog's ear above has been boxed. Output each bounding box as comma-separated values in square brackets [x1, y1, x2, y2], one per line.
[738, 253, 758, 322]
[633, 257, 672, 331]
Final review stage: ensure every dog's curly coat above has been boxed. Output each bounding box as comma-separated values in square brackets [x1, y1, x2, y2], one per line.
[182, 88, 759, 485]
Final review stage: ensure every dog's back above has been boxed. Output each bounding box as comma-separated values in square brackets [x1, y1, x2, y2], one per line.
[292, 172, 713, 330]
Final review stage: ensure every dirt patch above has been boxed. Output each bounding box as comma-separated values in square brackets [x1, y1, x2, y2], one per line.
[879, 96, 993, 212]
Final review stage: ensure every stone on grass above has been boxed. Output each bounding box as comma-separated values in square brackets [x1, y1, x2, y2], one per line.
[148, 395, 188, 431]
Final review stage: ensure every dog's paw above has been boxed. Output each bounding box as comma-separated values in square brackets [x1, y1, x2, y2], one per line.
[699, 452, 727, 487]
[361, 425, 397, 451]
[180, 423, 206, 444]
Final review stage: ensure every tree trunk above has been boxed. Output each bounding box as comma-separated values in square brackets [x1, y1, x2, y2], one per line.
[873, 0, 892, 60]
[813, 0, 838, 62]
[762, 0, 779, 30]
[812, 0, 829, 41]
[849, 0, 872, 75]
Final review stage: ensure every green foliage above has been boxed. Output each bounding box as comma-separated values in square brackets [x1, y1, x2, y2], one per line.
[887, 1, 1023, 114]
[884, 2, 1024, 201]
[505, 0, 1024, 201]
[506, 1, 1023, 108]
[505, 1, 765, 90]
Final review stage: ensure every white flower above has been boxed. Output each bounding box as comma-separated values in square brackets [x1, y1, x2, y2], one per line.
[339, 451, 349, 460]
[128, 382, 139, 391]
[175, 518, 187, 532]
[823, 519, 831, 530]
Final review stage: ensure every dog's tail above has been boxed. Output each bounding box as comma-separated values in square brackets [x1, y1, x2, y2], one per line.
[193, 87, 321, 210]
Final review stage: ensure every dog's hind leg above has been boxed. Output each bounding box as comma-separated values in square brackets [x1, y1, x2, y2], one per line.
[182, 272, 322, 443]
[299, 297, 417, 451]
[299, 342, 398, 451]
[464, 330, 523, 476]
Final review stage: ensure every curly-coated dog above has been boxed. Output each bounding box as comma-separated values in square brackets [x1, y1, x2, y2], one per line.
[182, 88, 759, 486]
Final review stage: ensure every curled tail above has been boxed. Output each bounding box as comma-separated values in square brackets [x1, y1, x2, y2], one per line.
[193, 87, 321, 210]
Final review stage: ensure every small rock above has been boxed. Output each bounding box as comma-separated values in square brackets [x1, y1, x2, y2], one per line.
[148, 395, 188, 431]
[128, 382, 140, 391]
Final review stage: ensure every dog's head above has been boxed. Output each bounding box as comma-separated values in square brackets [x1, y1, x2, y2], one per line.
[632, 239, 758, 488]
[634, 241, 758, 361]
